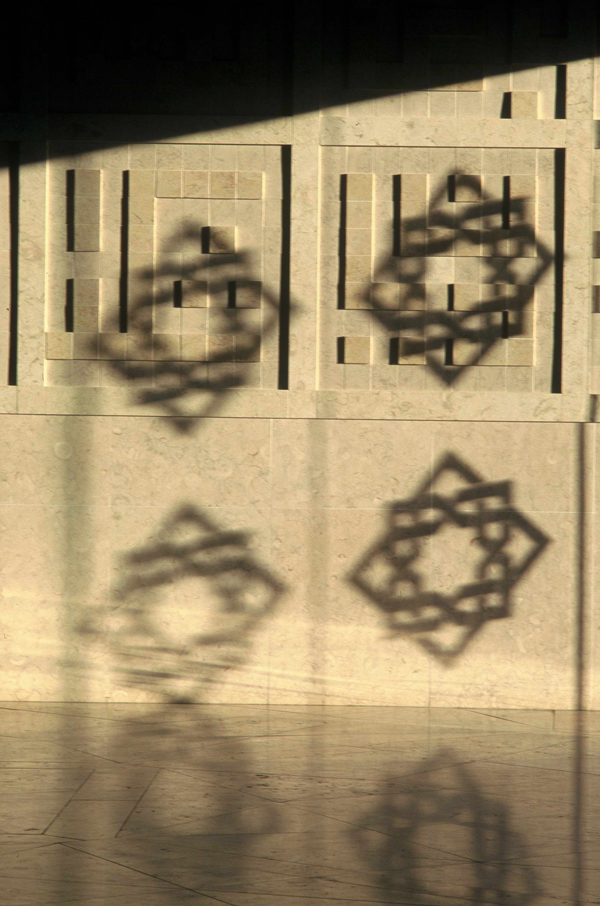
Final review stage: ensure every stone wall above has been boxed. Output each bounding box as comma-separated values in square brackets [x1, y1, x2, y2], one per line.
[0, 3, 598, 707]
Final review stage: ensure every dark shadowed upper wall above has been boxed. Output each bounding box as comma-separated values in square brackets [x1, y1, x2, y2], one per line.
[0, 1, 595, 158]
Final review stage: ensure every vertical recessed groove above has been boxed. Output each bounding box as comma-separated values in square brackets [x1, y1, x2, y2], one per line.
[65, 279, 74, 333]
[392, 174, 401, 257]
[7, 141, 19, 385]
[551, 148, 565, 393]
[173, 280, 182, 308]
[119, 170, 129, 333]
[337, 173, 347, 310]
[502, 310, 509, 338]
[444, 339, 453, 366]
[277, 145, 291, 390]
[555, 64, 567, 119]
[500, 92, 512, 119]
[447, 174, 456, 203]
[502, 176, 511, 229]
[66, 169, 75, 252]
[447, 284, 454, 311]
[573, 422, 587, 906]
[227, 281, 236, 309]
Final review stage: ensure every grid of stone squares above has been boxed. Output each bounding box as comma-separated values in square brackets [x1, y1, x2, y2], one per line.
[44, 143, 282, 389]
[319, 146, 557, 392]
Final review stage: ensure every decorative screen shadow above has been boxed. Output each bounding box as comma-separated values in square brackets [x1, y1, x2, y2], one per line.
[45, 143, 283, 414]
[320, 146, 559, 392]
[348, 453, 549, 662]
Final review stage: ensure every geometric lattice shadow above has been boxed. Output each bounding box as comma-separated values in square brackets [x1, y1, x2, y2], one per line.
[98, 224, 281, 432]
[349, 453, 550, 663]
[366, 172, 554, 385]
[350, 749, 542, 904]
[109, 505, 285, 702]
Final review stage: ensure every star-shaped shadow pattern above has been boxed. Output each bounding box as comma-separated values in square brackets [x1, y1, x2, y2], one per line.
[109, 505, 285, 701]
[97, 224, 282, 432]
[364, 172, 554, 384]
[350, 749, 542, 904]
[348, 453, 550, 662]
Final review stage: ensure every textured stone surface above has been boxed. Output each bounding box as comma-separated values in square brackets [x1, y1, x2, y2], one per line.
[1, 7, 599, 708]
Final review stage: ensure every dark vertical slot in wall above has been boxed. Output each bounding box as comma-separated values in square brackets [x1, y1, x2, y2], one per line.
[444, 340, 453, 366]
[173, 280, 182, 308]
[551, 148, 565, 393]
[201, 226, 211, 254]
[65, 279, 74, 332]
[388, 337, 399, 365]
[572, 422, 587, 906]
[575, 424, 587, 713]
[555, 64, 567, 119]
[501, 176, 511, 229]
[119, 170, 129, 333]
[392, 175, 401, 257]
[277, 145, 292, 390]
[337, 174, 348, 310]
[500, 92, 512, 119]
[7, 142, 19, 385]
[66, 170, 75, 252]
[227, 281, 236, 309]
[447, 174, 456, 203]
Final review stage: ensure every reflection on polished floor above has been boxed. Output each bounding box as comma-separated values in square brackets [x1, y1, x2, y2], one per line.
[0, 704, 598, 905]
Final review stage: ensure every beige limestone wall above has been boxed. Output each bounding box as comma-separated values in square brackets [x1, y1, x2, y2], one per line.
[0, 4, 599, 707]
[0, 414, 584, 708]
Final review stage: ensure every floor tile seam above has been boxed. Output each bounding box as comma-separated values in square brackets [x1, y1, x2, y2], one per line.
[57, 842, 232, 901]
[197, 872, 484, 903]
[265, 800, 476, 852]
[126, 840, 475, 874]
[163, 767, 384, 786]
[64, 839, 349, 886]
[112, 768, 164, 838]
[38, 766, 96, 836]
[122, 799, 390, 840]
[145, 774, 313, 805]
[0, 733, 130, 765]
[0, 840, 65, 857]
[477, 757, 593, 775]
[0, 705, 196, 725]
[129, 783, 281, 809]
[464, 708, 569, 730]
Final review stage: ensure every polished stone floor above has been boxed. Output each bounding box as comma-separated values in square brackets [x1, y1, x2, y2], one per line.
[1, 703, 599, 905]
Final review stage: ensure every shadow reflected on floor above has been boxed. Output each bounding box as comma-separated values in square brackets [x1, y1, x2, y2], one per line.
[350, 748, 543, 904]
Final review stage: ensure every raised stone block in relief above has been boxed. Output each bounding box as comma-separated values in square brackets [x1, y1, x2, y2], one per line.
[44, 144, 281, 410]
[319, 146, 558, 393]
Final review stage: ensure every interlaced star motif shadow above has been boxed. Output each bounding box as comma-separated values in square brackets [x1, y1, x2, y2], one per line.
[97, 224, 282, 432]
[108, 505, 285, 702]
[350, 749, 542, 905]
[365, 172, 554, 384]
[348, 453, 549, 662]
